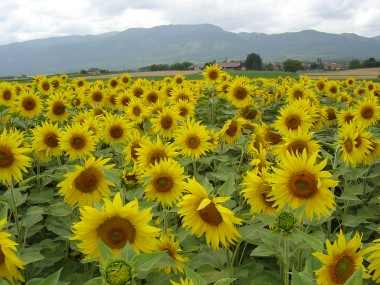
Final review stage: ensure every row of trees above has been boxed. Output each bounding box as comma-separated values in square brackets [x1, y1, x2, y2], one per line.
[141, 62, 194, 71]
[349, 58, 380, 69]
[245, 53, 304, 72]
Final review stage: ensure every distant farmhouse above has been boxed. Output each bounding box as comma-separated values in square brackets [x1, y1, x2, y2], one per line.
[216, 61, 245, 70]
[87, 68, 101, 75]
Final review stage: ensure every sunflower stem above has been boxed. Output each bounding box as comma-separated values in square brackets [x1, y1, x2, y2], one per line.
[283, 236, 290, 285]
[9, 181, 21, 245]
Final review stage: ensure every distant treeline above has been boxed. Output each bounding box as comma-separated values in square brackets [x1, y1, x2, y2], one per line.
[139, 62, 194, 71]
[349, 57, 380, 69]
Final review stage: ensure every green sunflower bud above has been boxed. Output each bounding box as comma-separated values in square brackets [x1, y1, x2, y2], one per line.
[276, 211, 296, 233]
[104, 259, 133, 285]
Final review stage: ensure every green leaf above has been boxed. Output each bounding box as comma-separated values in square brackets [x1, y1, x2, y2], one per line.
[250, 244, 277, 257]
[36, 268, 62, 285]
[342, 213, 368, 227]
[98, 239, 114, 262]
[344, 167, 369, 180]
[83, 277, 102, 285]
[199, 176, 214, 193]
[214, 278, 237, 285]
[21, 206, 44, 228]
[119, 242, 137, 261]
[183, 266, 207, 285]
[45, 202, 73, 216]
[344, 267, 362, 285]
[217, 173, 236, 196]
[132, 251, 167, 272]
[254, 213, 276, 225]
[291, 268, 315, 285]
[298, 231, 323, 252]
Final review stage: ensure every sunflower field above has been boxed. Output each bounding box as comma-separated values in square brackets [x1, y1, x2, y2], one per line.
[0, 66, 379, 285]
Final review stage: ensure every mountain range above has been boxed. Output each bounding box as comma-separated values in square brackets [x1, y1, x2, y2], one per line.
[1, 24, 380, 77]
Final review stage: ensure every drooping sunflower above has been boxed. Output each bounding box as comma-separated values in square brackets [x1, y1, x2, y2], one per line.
[267, 150, 338, 221]
[0, 218, 26, 284]
[156, 232, 189, 274]
[102, 114, 132, 145]
[15, 89, 42, 119]
[58, 156, 115, 207]
[202, 64, 223, 83]
[71, 192, 160, 260]
[174, 118, 211, 159]
[274, 102, 313, 136]
[177, 178, 242, 249]
[31, 121, 62, 160]
[353, 95, 380, 128]
[143, 158, 186, 207]
[337, 122, 373, 166]
[241, 167, 275, 215]
[273, 128, 321, 159]
[45, 94, 70, 122]
[226, 76, 254, 107]
[59, 123, 96, 161]
[219, 117, 246, 146]
[150, 107, 180, 138]
[313, 230, 369, 285]
[365, 236, 380, 283]
[136, 136, 178, 170]
[0, 129, 31, 185]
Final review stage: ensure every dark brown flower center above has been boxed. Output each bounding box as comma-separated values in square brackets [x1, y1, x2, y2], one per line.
[186, 135, 200, 149]
[330, 255, 355, 284]
[133, 106, 141, 116]
[160, 116, 173, 130]
[98, 217, 136, 249]
[329, 86, 338, 94]
[288, 171, 318, 199]
[133, 87, 143, 98]
[149, 150, 167, 165]
[42, 81, 50, 91]
[326, 109, 336, 120]
[316, 82, 325, 91]
[343, 138, 354, 153]
[70, 136, 86, 149]
[288, 140, 307, 155]
[226, 121, 238, 137]
[109, 79, 118, 88]
[74, 167, 101, 193]
[53, 102, 66, 115]
[0, 146, 14, 168]
[22, 97, 37, 111]
[241, 106, 258, 120]
[294, 90, 303, 99]
[265, 128, 283, 145]
[110, 126, 123, 139]
[121, 97, 131, 106]
[3, 90, 12, 100]
[44, 133, 59, 148]
[109, 95, 117, 105]
[179, 108, 188, 117]
[208, 70, 219, 80]
[344, 115, 354, 124]
[234, 86, 248, 100]
[146, 92, 158, 103]
[0, 246, 4, 263]
[361, 106, 374, 119]
[286, 115, 301, 130]
[198, 201, 223, 226]
[153, 174, 173, 192]
[92, 91, 103, 102]
[130, 142, 140, 160]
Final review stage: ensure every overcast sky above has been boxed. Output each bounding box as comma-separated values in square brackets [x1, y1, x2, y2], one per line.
[1, 0, 379, 45]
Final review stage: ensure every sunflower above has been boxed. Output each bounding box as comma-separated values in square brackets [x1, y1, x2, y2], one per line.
[49, 76, 62, 89]
[119, 73, 132, 86]
[143, 159, 186, 207]
[116, 91, 133, 109]
[150, 107, 180, 138]
[226, 77, 254, 107]
[365, 236, 380, 283]
[107, 77, 119, 89]
[247, 143, 272, 172]
[315, 77, 327, 93]
[170, 277, 194, 285]
[353, 85, 367, 97]
[123, 130, 150, 165]
[31, 121, 62, 160]
[15, 89, 42, 119]
[267, 150, 338, 221]
[71, 192, 160, 260]
[274, 102, 314, 136]
[173, 99, 195, 120]
[125, 97, 146, 124]
[353, 95, 380, 128]
[313, 230, 368, 285]
[169, 85, 196, 105]
[58, 156, 115, 207]
[273, 129, 321, 159]
[130, 81, 145, 98]
[0, 82, 16, 107]
[326, 80, 340, 97]
[156, 232, 189, 274]
[337, 122, 373, 166]
[241, 168, 275, 215]
[102, 114, 132, 145]
[239, 104, 262, 121]
[37, 76, 53, 96]
[174, 118, 211, 159]
[0, 129, 31, 185]
[345, 77, 356, 87]
[142, 86, 161, 105]
[105, 90, 119, 110]
[202, 64, 223, 83]
[82, 116, 103, 143]
[177, 178, 242, 249]
[88, 86, 106, 106]
[323, 106, 338, 127]
[337, 107, 355, 126]
[207, 129, 220, 152]
[121, 163, 144, 188]
[0, 218, 26, 284]
[136, 136, 178, 170]
[45, 94, 70, 122]
[219, 118, 246, 146]
[59, 123, 96, 161]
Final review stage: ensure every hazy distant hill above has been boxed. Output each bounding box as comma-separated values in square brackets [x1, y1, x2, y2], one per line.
[1, 24, 380, 76]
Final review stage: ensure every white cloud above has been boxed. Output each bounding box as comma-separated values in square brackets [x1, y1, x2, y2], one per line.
[1, 0, 379, 45]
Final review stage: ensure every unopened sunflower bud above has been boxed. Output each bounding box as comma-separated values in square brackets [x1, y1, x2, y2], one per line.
[276, 211, 296, 233]
[104, 259, 133, 285]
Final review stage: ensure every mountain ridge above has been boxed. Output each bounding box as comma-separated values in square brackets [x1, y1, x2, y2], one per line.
[1, 24, 380, 76]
